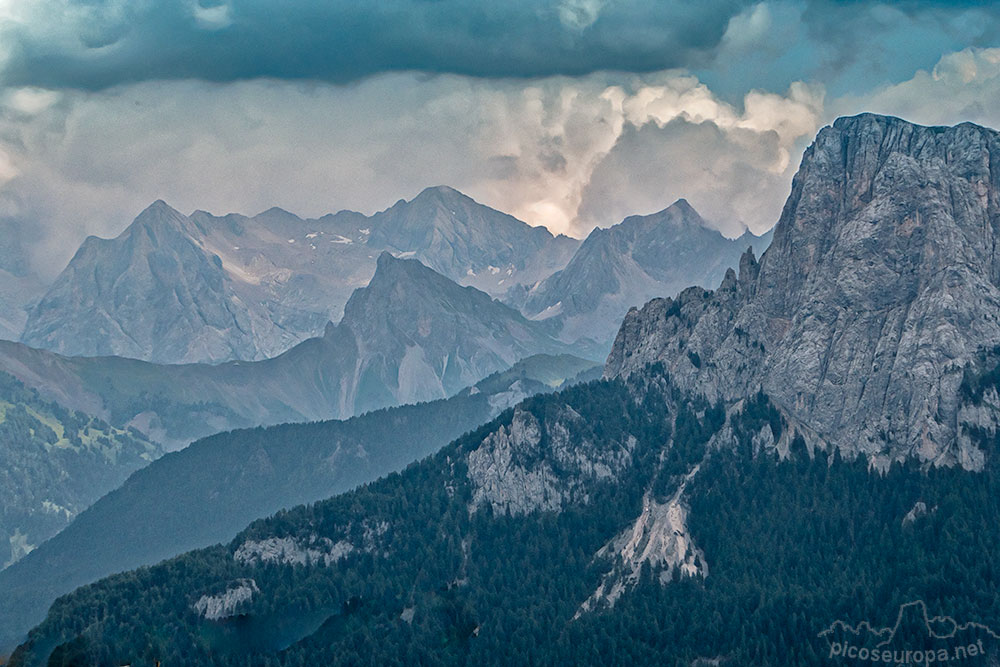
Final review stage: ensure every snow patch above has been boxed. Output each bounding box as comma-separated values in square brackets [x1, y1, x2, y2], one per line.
[529, 301, 563, 320]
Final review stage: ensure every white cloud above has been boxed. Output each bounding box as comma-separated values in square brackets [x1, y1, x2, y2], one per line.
[0, 68, 834, 278]
[15, 47, 998, 281]
[837, 47, 1000, 130]
[558, 0, 607, 30]
[4, 46, 996, 283]
[590, 74, 824, 233]
[2, 87, 60, 115]
[191, 1, 232, 30]
[718, 2, 772, 54]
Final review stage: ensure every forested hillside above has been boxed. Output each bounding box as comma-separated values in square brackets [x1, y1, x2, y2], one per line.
[0, 372, 159, 572]
[0, 354, 597, 653]
[13, 365, 1000, 665]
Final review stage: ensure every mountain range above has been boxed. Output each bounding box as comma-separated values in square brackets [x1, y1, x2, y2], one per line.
[513, 198, 772, 347]
[0, 253, 580, 450]
[11, 114, 1000, 665]
[19, 187, 579, 364]
[13, 186, 770, 365]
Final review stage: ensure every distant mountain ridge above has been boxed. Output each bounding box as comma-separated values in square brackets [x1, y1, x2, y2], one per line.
[21, 187, 579, 364]
[515, 198, 772, 348]
[17, 185, 775, 364]
[1, 254, 580, 450]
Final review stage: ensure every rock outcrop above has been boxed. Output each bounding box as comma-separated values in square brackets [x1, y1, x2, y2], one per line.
[577, 464, 706, 616]
[606, 114, 1000, 469]
[193, 579, 259, 621]
[467, 406, 636, 516]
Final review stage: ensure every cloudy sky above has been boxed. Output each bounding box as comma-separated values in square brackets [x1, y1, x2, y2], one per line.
[1, 0, 999, 277]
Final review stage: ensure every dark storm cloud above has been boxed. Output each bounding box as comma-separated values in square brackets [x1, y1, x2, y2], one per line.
[0, 0, 754, 90]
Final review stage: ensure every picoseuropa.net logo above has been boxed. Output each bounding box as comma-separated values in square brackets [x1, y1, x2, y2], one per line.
[818, 601, 1000, 664]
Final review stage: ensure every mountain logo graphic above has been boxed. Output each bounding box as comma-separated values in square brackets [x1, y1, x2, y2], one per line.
[817, 601, 999, 663]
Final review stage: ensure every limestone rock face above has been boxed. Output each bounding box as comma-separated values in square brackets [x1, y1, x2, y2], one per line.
[606, 114, 1000, 469]
[466, 406, 635, 516]
[192, 579, 259, 621]
[577, 464, 706, 616]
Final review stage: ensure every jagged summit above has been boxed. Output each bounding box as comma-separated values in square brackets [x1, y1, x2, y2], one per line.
[253, 206, 303, 224]
[21, 188, 577, 364]
[411, 184, 468, 203]
[614, 197, 707, 232]
[127, 199, 189, 234]
[368, 250, 468, 287]
[343, 253, 549, 338]
[139, 199, 181, 218]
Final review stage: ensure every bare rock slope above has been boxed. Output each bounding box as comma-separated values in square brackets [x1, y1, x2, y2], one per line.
[606, 114, 1000, 469]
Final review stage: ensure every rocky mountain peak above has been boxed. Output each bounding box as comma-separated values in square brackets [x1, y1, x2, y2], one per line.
[606, 113, 1000, 469]
[342, 253, 526, 339]
[616, 198, 706, 235]
[252, 206, 303, 225]
[658, 197, 701, 224]
[521, 197, 772, 349]
[365, 251, 451, 292]
[128, 200, 190, 236]
[411, 184, 469, 206]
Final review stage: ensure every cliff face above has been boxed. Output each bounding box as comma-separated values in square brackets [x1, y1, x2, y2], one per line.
[606, 114, 1000, 469]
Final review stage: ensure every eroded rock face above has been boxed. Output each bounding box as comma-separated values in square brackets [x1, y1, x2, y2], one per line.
[233, 521, 389, 566]
[466, 406, 635, 516]
[193, 579, 259, 621]
[233, 536, 355, 567]
[607, 114, 1000, 470]
[577, 465, 706, 616]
